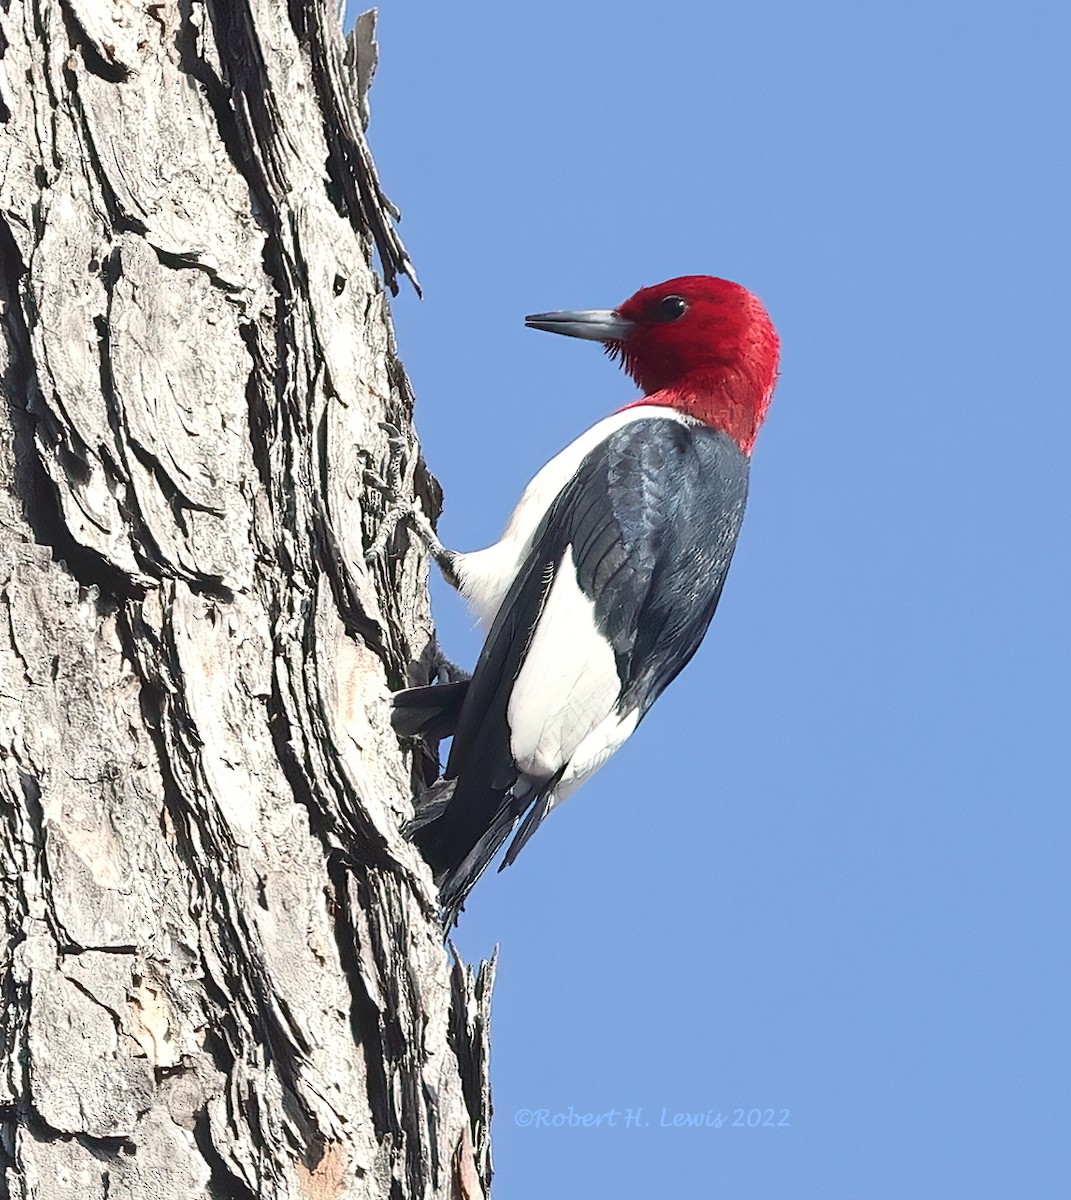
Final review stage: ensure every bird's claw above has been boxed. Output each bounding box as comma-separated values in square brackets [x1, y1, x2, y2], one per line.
[363, 423, 419, 563]
[363, 424, 453, 576]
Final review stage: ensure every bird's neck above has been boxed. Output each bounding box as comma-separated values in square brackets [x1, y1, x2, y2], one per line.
[628, 368, 773, 456]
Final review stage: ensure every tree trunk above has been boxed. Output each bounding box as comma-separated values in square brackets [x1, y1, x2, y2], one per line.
[0, 3, 493, 1197]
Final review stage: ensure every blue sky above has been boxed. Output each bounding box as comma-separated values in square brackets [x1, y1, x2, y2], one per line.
[361, 3, 1069, 1196]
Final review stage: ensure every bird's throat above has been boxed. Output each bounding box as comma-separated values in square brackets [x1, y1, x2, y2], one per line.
[630, 370, 773, 456]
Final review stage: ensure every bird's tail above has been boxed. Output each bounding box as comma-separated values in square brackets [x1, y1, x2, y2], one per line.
[423, 797, 522, 927]
[393, 682, 559, 926]
[391, 681, 469, 740]
[404, 774, 560, 928]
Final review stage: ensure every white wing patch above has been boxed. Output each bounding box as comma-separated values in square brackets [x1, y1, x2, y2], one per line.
[556, 707, 640, 800]
[454, 405, 692, 627]
[506, 547, 623, 780]
[510, 707, 641, 839]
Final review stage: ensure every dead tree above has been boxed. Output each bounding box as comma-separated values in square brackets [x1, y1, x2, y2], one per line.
[0, 3, 492, 1196]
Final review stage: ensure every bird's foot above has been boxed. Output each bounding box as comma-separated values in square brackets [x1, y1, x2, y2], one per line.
[433, 654, 471, 685]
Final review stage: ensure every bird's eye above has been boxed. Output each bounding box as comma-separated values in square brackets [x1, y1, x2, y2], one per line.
[654, 295, 688, 322]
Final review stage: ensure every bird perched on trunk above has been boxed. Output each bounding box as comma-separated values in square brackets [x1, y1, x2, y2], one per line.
[392, 275, 780, 925]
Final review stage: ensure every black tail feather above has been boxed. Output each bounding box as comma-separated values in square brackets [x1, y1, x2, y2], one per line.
[501, 786, 558, 869]
[433, 798, 526, 927]
[406, 776, 548, 928]
[392, 681, 470, 740]
[401, 777, 457, 836]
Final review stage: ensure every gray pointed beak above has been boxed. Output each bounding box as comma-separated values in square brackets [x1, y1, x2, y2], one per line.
[524, 308, 634, 342]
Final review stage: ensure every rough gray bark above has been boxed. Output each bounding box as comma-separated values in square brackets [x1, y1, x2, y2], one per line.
[0, 2, 493, 1197]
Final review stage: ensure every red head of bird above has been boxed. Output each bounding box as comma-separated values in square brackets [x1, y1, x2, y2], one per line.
[526, 275, 779, 455]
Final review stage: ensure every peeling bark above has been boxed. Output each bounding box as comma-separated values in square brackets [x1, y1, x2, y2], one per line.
[0, 2, 492, 1197]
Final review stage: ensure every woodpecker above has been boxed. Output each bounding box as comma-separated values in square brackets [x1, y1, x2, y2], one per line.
[394, 275, 780, 923]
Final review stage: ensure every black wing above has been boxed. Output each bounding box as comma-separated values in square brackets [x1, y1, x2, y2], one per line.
[409, 418, 749, 920]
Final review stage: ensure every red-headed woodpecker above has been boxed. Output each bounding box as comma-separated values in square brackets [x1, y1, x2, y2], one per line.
[394, 275, 780, 923]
